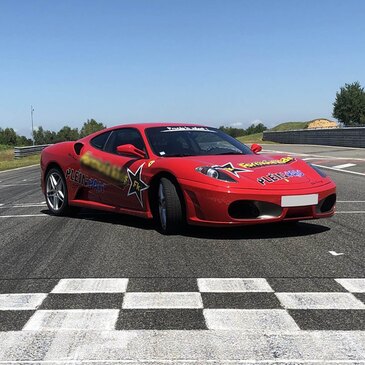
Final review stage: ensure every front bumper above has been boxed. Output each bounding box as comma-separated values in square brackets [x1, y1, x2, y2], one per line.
[179, 178, 336, 226]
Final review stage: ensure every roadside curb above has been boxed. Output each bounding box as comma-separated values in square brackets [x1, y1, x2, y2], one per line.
[0, 164, 40, 174]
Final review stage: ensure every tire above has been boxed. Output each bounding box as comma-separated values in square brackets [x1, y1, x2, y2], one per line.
[157, 178, 184, 234]
[45, 168, 70, 216]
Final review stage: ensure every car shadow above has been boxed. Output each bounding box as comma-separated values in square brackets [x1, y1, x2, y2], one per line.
[182, 221, 330, 240]
[41, 209, 331, 240]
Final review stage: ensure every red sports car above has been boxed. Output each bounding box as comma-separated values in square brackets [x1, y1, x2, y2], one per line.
[41, 123, 336, 234]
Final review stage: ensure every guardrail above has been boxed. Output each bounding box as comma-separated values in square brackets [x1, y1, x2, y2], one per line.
[14, 144, 50, 159]
[263, 127, 365, 148]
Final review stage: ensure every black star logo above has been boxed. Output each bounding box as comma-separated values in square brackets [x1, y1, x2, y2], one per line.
[127, 163, 149, 207]
[212, 162, 252, 177]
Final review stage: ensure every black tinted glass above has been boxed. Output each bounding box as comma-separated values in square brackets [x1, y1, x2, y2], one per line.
[90, 132, 111, 150]
[145, 126, 253, 157]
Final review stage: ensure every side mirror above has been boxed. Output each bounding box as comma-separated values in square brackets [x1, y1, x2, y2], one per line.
[251, 143, 262, 154]
[116, 144, 146, 159]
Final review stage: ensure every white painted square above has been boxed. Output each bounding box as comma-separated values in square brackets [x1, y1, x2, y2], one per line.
[276, 292, 365, 309]
[204, 309, 300, 331]
[281, 194, 318, 207]
[0, 293, 47, 310]
[122, 292, 203, 309]
[335, 278, 365, 293]
[23, 309, 119, 330]
[197, 278, 273, 292]
[51, 278, 129, 293]
[332, 163, 356, 169]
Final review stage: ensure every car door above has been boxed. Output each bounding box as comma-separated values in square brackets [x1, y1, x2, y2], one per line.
[99, 127, 149, 210]
[73, 130, 112, 203]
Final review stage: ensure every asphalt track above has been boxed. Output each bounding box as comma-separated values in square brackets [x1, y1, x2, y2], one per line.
[0, 144, 364, 363]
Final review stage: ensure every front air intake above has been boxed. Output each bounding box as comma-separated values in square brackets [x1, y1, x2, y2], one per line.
[228, 201, 260, 219]
[319, 194, 336, 213]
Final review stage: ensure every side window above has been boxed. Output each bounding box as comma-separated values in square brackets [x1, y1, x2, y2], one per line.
[104, 128, 146, 155]
[90, 131, 111, 150]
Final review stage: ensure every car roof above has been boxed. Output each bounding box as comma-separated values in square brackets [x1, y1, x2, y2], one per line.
[105, 122, 210, 131]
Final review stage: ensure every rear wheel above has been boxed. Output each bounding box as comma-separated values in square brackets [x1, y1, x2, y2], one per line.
[45, 168, 69, 216]
[157, 178, 184, 234]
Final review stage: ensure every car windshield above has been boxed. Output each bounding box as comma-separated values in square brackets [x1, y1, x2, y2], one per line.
[145, 126, 253, 157]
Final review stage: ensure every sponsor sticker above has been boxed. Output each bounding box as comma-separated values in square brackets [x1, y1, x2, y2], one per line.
[127, 163, 149, 207]
[80, 152, 129, 186]
[257, 169, 305, 185]
[161, 126, 214, 132]
[212, 162, 252, 177]
[65, 168, 105, 192]
[239, 156, 295, 169]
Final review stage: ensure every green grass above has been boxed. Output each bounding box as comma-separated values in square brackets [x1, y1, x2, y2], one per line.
[270, 121, 309, 131]
[237, 132, 264, 144]
[237, 132, 278, 144]
[0, 148, 40, 171]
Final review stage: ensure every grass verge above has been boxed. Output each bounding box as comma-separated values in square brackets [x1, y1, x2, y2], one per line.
[237, 133, 277, 144]
[0, 149, 40, 171]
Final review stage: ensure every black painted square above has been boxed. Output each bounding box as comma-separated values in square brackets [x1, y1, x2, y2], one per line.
[39, 293, 124, 309]
[0, 279, 59, 294]
[289, 309, 365, 330]
[0, 310, 35, 331]
[116, 309, 207, 330]
[202, 292, 282, 309]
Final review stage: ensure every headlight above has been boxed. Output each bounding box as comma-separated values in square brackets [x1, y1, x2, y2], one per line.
[308, 163, 327, 177]
[196, 166, 237, 182]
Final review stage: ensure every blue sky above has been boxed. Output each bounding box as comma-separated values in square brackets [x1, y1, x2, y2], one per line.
[1, 0, 365, 137]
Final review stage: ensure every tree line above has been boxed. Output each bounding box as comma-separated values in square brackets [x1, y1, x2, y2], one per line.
[219, 122, 267, 138]
[1, 81, 364, 145]
[0, 128, 32, 146]
[0, 119, 105, 146]
[32, 119, 105, 145]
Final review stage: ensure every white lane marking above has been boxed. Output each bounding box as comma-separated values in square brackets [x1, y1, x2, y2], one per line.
[335, 211, 365, 213]
[0, 183, 38, 187]
[0, 164, 39, 174]
[276, 292, 365, 309]
[0, 360, 365, 365]
[335, 278, 365, 293]
[302, 157, 320, 160]
[313, 164, 365, 177]
[23, 309, 119, 330]
[122, 292, 203, 309]
[329, 251, 344, 256]
[263, 148, 365, 161]
[337, 201, 365, 202]
[204, 309, 299, 331]
[0, 293, 47, 310]
[51, 278, 129, 294]
[1, 331, 365, 362]
[0, 203, 47, 209]
[13, 203, 46, 207]
[0, 214, 47, 218]
[197, 278, 273, 293]
[332, 163, 357, 169]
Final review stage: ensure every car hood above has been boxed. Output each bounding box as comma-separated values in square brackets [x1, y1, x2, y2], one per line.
[157, 153, 327, 190]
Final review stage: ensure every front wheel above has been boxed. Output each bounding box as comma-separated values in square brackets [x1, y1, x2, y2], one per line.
[45, 168, 69, 216]
[157, 178, 184, 234]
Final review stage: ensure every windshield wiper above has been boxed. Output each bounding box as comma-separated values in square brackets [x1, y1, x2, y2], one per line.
[164, 153, 195, 157]
[215, 151, 244, 155]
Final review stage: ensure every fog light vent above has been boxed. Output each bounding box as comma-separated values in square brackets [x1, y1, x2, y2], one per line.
[228, 201, 260, 219]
